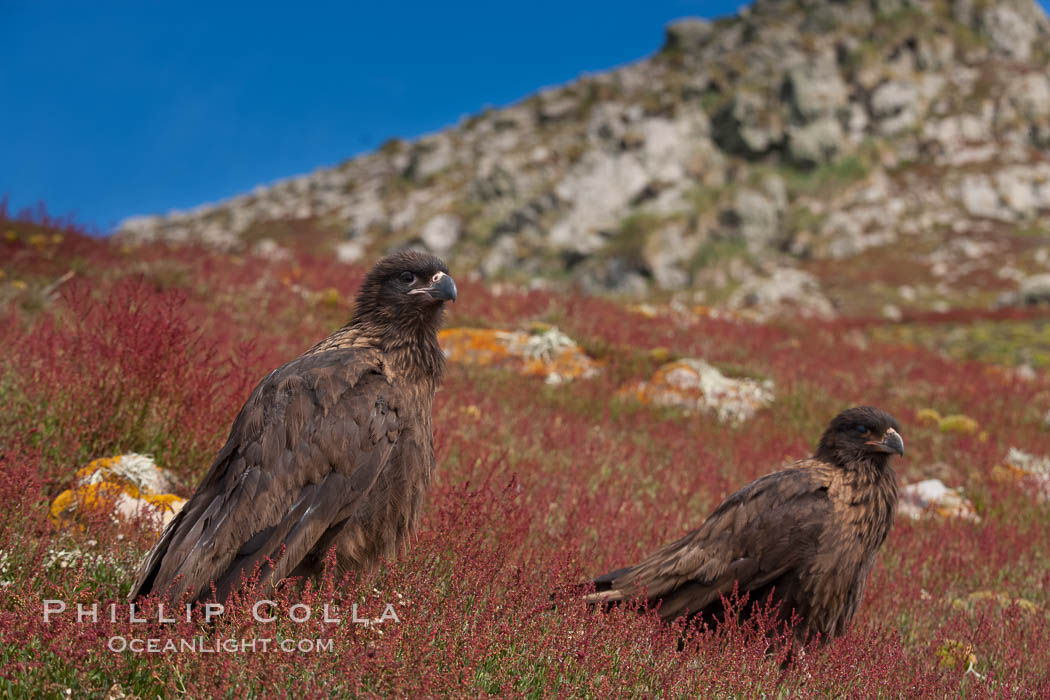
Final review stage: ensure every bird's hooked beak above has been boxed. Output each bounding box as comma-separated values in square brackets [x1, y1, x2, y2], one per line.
[867, 427, 904, 456]
[410, 271, 457, 302]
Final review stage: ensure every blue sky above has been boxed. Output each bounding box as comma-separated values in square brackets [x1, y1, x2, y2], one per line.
[2, 1, 1047, 232]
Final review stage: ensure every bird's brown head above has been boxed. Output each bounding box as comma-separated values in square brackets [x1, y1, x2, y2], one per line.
[351, 250, 456, 332]
[815, 406, 904, 470]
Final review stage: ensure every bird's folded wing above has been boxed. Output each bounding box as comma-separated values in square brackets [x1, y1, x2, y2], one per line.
[585, 463, 834, 615]
[128, 348, 402, 602]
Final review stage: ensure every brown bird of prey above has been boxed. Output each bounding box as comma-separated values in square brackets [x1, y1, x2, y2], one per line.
[581, 406, 903, 644]
[129, 250, 457, 603]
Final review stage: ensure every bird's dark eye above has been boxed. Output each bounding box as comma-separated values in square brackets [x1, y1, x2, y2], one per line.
[853, 424, 869, 435]
[399, 271, 415, 284]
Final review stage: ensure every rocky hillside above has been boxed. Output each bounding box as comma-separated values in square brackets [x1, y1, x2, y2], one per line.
[118, 0, 1050, 318]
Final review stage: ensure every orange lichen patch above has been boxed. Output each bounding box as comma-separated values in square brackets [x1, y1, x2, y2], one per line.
[439, 327, 599, 384]
[439, 328, 514, 367]
[621, 360, 703, 406]
[518, 346, 598, 383]
[51, 454, 186, 530]
[619, 358, 774, 424]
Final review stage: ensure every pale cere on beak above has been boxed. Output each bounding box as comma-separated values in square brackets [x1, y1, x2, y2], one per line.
[411, 271, 457, 302]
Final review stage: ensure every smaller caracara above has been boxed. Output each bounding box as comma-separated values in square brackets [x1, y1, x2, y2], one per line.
[129, 250, 456, 604]
[581, 406, 904, 644]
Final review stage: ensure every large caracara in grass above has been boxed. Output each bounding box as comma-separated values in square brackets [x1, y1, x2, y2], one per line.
[129, 250, 457, 604]
[581, 406, 904, 644]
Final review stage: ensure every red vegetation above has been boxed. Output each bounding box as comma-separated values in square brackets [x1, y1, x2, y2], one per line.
[1, 207, 1049, 696]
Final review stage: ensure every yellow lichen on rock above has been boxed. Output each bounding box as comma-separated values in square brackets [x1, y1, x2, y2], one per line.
[50, 454, 185, 530]
[49, 482, 129, 522]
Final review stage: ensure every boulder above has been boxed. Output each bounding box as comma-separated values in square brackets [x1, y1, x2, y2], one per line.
[785, 53, 849, 123]
[664, 17, 713, 52]
[722, 188, 780, 252]
[420, 214, 462, 254]
[335, 239, 367, 264]
[439, 326, 599, 385]
[994, 447, 1050, 502]
[787, 117, 844, 167]
[619, 358, 775, 425]
[712, 92, 785, 158]
[1009, 274, 1050, 306]
[50, 454, 185, 530]
[576, 256, 652, 296]
[480, 235, 521, 277]
[979, 3, 1038, 61]
[252, 238, 291, 261]
[920, 115, 990, 154]
[538, 92, 580, 123]
[898, 479, 979, 521]
[957, 174, 1012, 221]
[871, 81, 920, 135]
[470, 166, 517, 202]
[550, 151, 649, 255]
[643, 224, 701, 291]
[727, 267, 837, 319]
[406, 135, 454, 182]
[1003, 73, 1050, 123]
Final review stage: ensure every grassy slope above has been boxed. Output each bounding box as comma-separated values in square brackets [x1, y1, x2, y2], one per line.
[2, 210, 1050, 697]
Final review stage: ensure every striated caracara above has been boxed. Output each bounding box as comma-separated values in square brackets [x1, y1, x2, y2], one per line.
[129, 250, 457, 604]
[581, 406, 904, 644]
